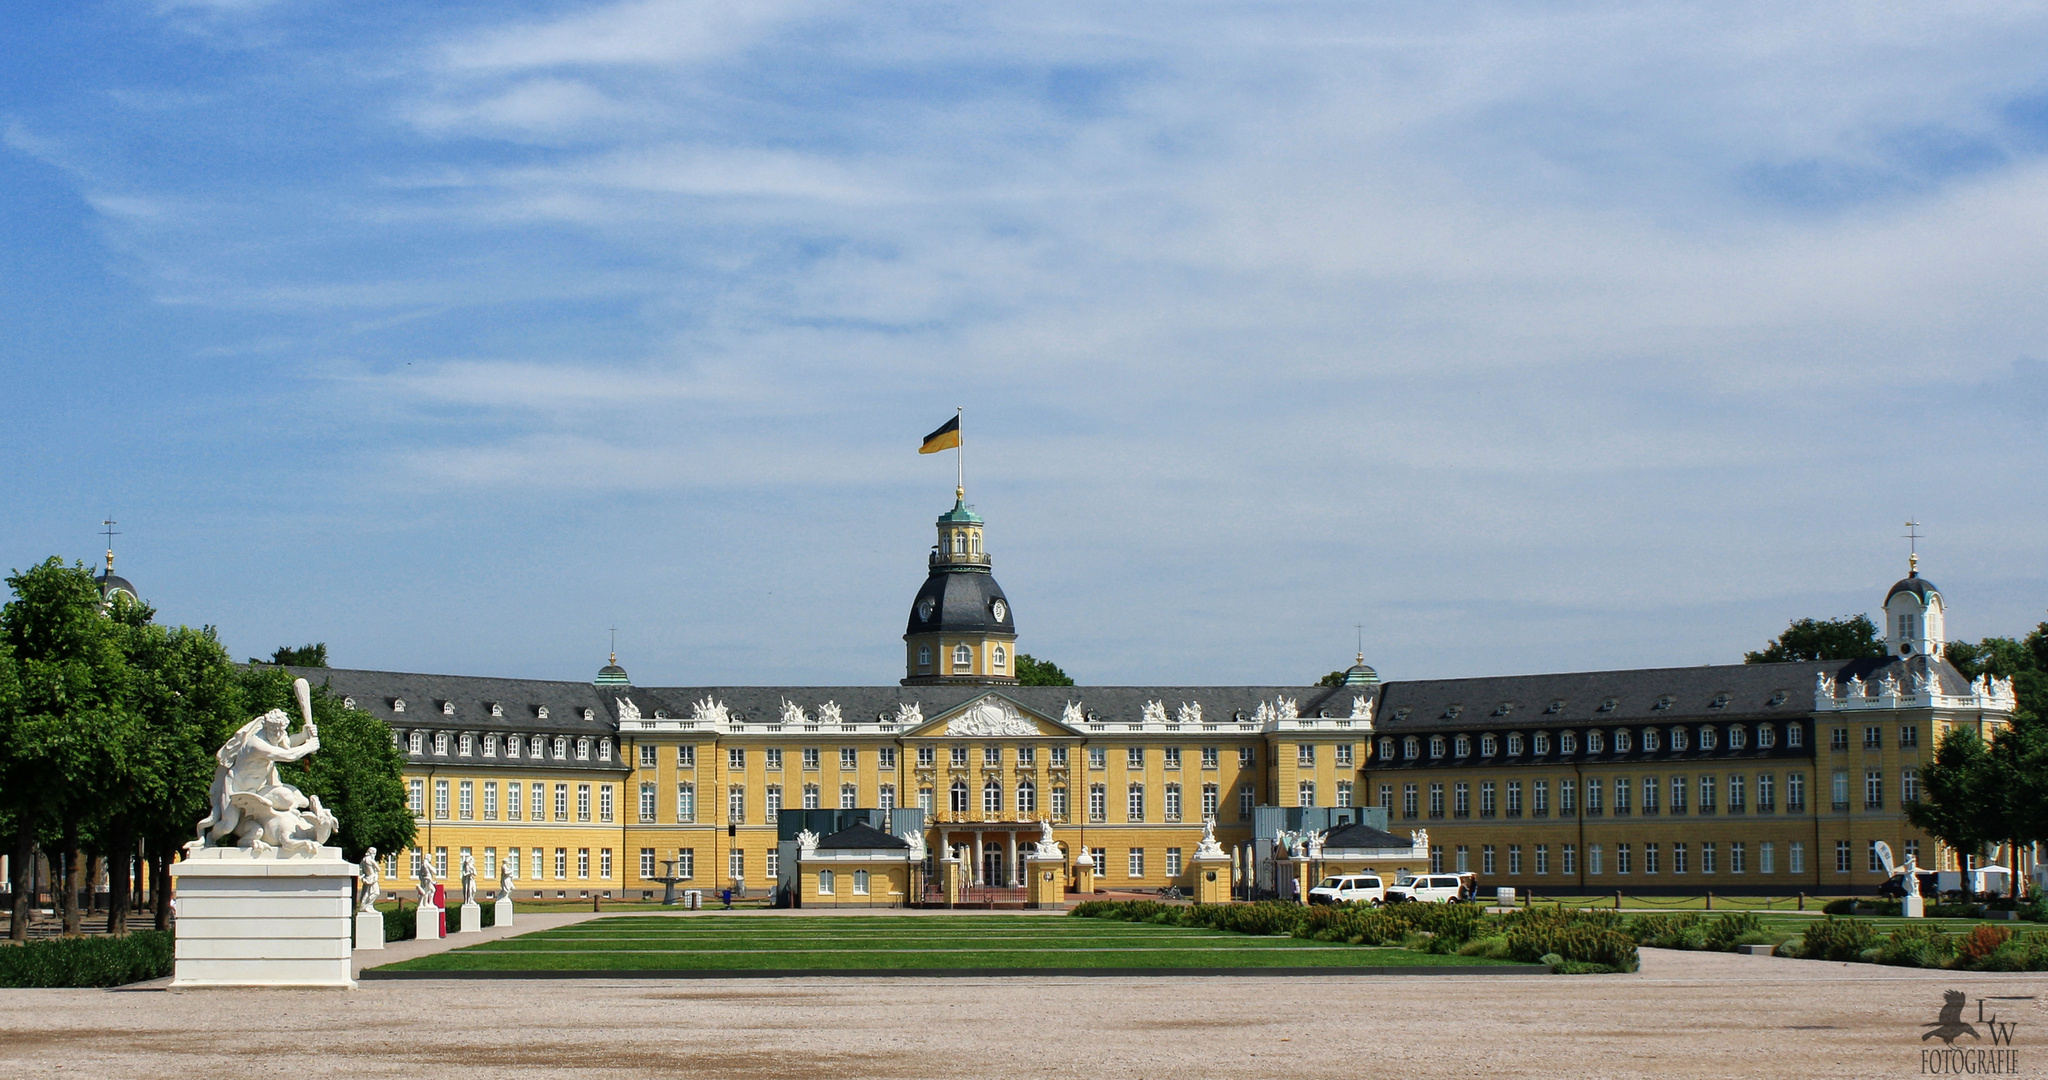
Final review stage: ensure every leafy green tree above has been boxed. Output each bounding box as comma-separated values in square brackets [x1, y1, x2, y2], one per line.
[1315, 671, 1345, 687]
[1013, 654, 1074, 686]
[238, 667, 413, 863]
[1744, 615, 1886, 663]
[1946, 624, 2047, 724]
[252, 643, 327, 668]
[1906, 726, 2009, 866]
[0, 559, 136, 939]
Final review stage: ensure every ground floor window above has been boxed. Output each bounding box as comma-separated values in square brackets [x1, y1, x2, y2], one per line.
[853, 870, 870, 895]
[1790, 841, 1804, 874]
[1455, 845, 1469, 873]
[1670, 843, 1685, 874]
[1562, 844, 1576, 876]
[677, 849, 694, 879]
[766, 851, 779, 879]
[1588, 845, 1602, 875]
[1731, 842, 1747, 874]
[1758, 842, 1772, 874]
[578, 848, 590, 879]
[1616, 844, 1631, 875]
[819, 870, 835, 895]
[1429, 845, 1443, 873]
[729, 850, 744, 883]
[1507, 845, 1521, 875]
[600, 848, 612, 879]
[640, 848, 656, 878]
[1166, 848, 1182, 877]
[1534, 844, 1548, 875]
[1128, 849, 1145, 877]
[1481, 845, 1495, 875]
[1701, 842, 1716, 874]
[1835, 840, 1851, 873]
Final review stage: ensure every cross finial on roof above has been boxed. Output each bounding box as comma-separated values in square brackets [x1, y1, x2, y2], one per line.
[100, 517, 119, 572]
[1903, 519, 1922, 574]
[609, 625, 618, 665]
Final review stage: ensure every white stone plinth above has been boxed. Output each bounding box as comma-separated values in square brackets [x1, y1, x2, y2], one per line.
[417, 902, 443, 940]
[494, 897, 514, 928]
[169, 845, 358, 988]
[355, 910, 385, 950]
[458, 901, 483, 933]
[1904, 895, 1925, 918]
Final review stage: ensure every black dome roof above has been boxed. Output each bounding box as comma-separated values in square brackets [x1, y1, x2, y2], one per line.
[905, 569, 1014, 637]
[95, 572, 136, 600]
[1886, 573, 1939, 603]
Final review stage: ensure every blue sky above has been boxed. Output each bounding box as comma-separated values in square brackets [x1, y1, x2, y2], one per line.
[4, 1, 2046, 686]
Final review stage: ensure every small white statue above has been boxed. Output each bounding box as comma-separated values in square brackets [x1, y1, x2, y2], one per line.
[1142, 700, 1167, 726]
[779, 699, 808, 726]
[191, 677, 337, 857]
[499, 863, 515, 900]
[796, 829, 819, 856]
[1847, 674, 1866, 699]
[894, 701, 924, 727]
[1072, 844, 1090, 867]
[460, 851, 478, 906]
[417, 852, 440, 906]
[1195, 817, 1225, 859]
[1305, 829, 1326, 860]
[358, 847, 381, 913]
[1177, 701, 1202, 726]
[1061, 701, 1085, 727]
[1902, 853, 1922, 899]
[1350, 695, 1374, 723]
[1031, 819, 1062, 860]
[819, 700, 843, 725]
[1814, 672, 1837, 704]
[1879, 672, 1900, 698]
[1411, 828, 1429, 858]
[901, 830, 927, 861]
[690, 696, 731, 726]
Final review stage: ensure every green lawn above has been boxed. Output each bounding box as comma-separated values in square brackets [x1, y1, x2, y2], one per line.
[371, 915, 1539, 973]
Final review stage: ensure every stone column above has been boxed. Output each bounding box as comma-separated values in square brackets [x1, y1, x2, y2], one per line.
[972, 833, 984, 886]
[1006, 832, 1020, 887]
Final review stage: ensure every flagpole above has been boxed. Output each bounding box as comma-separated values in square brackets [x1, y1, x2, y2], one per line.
[955, 406, 964, 496]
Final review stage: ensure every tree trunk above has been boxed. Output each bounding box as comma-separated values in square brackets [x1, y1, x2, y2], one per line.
[7, 821, 32, 942]
[84, 851, 103, 917]
[57, 827, 81, 937]
[152, 849, 172, 932]
[106, 823, 135, 937]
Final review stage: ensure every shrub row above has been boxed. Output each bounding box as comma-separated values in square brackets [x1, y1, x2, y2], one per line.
[1778, 917, 2048, 970]
[0, 932, 174, 988]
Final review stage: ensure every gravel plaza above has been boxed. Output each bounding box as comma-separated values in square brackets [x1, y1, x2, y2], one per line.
[3, 908, 2045, 1080]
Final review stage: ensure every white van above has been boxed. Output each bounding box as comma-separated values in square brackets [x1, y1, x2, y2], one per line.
[1307, 874, 1385, 906]
[1382, 874, 1466, 904]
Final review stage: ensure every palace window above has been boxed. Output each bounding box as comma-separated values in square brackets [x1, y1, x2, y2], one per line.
[818, 870, 835, 895]
[409, 731, 423, 755]
[1453, 782, 1469, 818]
[767, 785, 784, 821]
[641, 849, 656, 879]
[1202, 783, 1219, 819]
[639, 782, 656, 822]
[639, 743, 657, 768]
[1789, 841, 1804, 874]
[1615, 730, 1632, 753]
[1404, 737, 1420, 760]
[1667, 775, 1684, 814]
[1128, 849, 1145, 878]
[677, 744, 695, 768]
[408, 778, 424, 817]
[676, 783, 695, 823]
[1560, 778, 1575, 813]
[1202, 746, 1220, 768]
[1018, 780, 1037, 816]
[1702, 842, 1717, 874]
[1129, 746, 1146, 769]
[853, 869, 871, 895]
[1090, 784, 1108, 823]
[1484, 846, 1497, 875]
[1165, 783, 1183, 822]
[1048, 746, 1065, 766]
[728, 785, 746, 824]
[918, 645, 931, 669]
[954, 745, 971, 767]
[574, 784, 590, 821]
[986, 745, 1003, 767]
[1298, 780, 1316, 808]
[1532, 779, 1548, 816]
[1532, 732, 1549, 754]
[1505, 734, 1522, 756]
[1697, 775, 1715, 814]
[1454, 736, 1471, 758]
[1670, 728, 1687, 752]
[1378, 738, 1394, 761]
[1902, 768, 1920, 803]
[1641, 776, 1658, 814]
[1757, 724, 1776, 748]
[1727, 773, 1744, 812]
[919, 787, 933, 813]
[531, 736, 545, 758]
[1900, 725, 1919, 749]
[1239, 746, 1256, 767]
[1297, 744, 1315, 767]
[1429, 782, 1444, 818]
[1335, 780, 1352, 806]
[1479, 735, 1497, 757]
[435, 780, 450, 819]
[879, 784, 896, 811]
[1164, 746, 1181, 769]
[578, 849, 590, 879]
[1478, 781, 1495, 818]
[1535, 844, 1548, 875]
[598, 739, 612, 762]
[1238, 784, 1255, 820]
[840, 784, 857, 810]
[482, 782, 497, 820]
[1732, 842, 1747, 874]
[577, 738, 591, 761]
[993, 646, 1006, 670]
[434, 732, 448, 756]
[1865, 770, 1884, 810]
[1403, 783, 1418, 819]
[1090, 747, 1107, 769]
[1429, 736, 1445, 759]
[1127, 783, 1146, 821]
[1613, 777, 1631, 815]
[1787, 772, 1804, 812]
[953, 644, 972, 669]
[1642, 729, 1659, 752]
[483, 734, 497, 758]
[878, 746, 896, 768]
[950, 780, 970, 814]
[1616, 844, 1631, 875]
[1504, 781, 1521, 817]
[1644, 843, 1660, 875]
[507, 781, 522, 821]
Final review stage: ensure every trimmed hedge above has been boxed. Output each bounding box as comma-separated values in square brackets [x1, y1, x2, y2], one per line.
[0, 932, 174, 988]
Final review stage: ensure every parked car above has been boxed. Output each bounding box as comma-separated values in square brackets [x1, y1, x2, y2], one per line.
[1876, 871, 1942, 900]
[1307, 874, 1386, 906]
[1382, 874, 1468, 904]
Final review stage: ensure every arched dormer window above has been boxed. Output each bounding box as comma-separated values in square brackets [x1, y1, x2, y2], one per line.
[1378, 737, 1395, 760]
[576, 738, 591, 760]
[1453, 735, 1471, 758]
[458, 733, 473, 756]
[1727, 725, 1745, 750]
[598, 738, 612, 762]
[433, 732, 448, 755]
[1668, 727, 1686, 752]
[393, 699, 407, 714]
[993, 645, 1007, 670]
[409, 731, 424, 755]
[1642, 728, 1659, 752]
[1478, 735, 1496, 756]
[1428, 736, 1445, 759]
[1559, 731, 1576, 754]
[553, 736, 568, 759]
[1756, 724, 1776, 748]
[1698, 726, 1716, 750]
[1530, 732, 1547, 754]
[1613, 729, 1630, 753]
[918, 644, 931, 669]
[953, 644, 972, 670]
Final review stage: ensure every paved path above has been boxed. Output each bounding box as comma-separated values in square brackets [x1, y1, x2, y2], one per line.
[6, 942, 2046, 1078]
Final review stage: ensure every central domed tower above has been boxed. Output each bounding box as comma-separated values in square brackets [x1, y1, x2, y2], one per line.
[902, 487, 1018, 685]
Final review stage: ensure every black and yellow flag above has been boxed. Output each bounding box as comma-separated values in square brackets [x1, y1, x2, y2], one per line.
[919, 414, 961, 454]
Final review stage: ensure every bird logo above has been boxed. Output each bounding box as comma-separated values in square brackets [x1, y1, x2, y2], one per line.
[1923, 991, 1982, 1046]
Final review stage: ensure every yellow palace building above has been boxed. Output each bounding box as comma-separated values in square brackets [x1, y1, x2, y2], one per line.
[301, 490, 2020, 905]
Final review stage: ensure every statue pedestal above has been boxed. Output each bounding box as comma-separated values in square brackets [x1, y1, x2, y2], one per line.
[458, 901, 483, 933]
[1903, 895, 1924, 918]
[494, 897, 514, 928]
[169, 846, 358, 988]
[1026, 857, 1066, 908]
[416, 902, 443, 940]
[1073, 860, 1097, 895]
[1192, 854, 1230, 904]
[354, 910, 385, 950]
[936, 858, 965, 907]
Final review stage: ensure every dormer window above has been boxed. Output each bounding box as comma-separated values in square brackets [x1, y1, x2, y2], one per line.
[1709, 693, 1730, 710]
[1668, 727, 1685, 752]
[531, 735, 544, 757]
[1727, 726, 1745, 750]
[1588, 730, 1604, 753]
[341, 696, 355, 710]
[598, 738, 612, 762]
[442, 701, 455, 716]
[1444, 704, 1464, 720]
[953, 644, 972, 669]
[1507, 733, 1525, 755]
[537, 706, 550, 720]
[458, 733, 473, 756]
[1493, 703, 1513, 717]
[483, 735, 498, 758]
[553, 736, 567, 759]
[489, 702, 504, 718]
[1757, 724, 1777, 748]
[1768, 690, 1789, 707]
[1478, 735, 1496, 756]
[1545, 700, 1565, 714]
[1428, 736, 1445, 759]
[505, 736, 520, 759]
[1392, 708, 1412, 722]
[409, 731, 424, 755]
[1530, 732, 1548, 754]
[1642, 728, 1659, 752]
[576, 738, 591, 761]
[393, 699, 407, 714]
[1786, 724, 1803, 748]
[1697, 727, 1715, 751]
[1378, 737, 1395, 760]
[654, 710, 667, 720]
[1453, 735, 1471, 758]
[1559, 731, 1577, 754]
[433, 732, 448, 755]
[1614, 729, 1631, 752]
[1598, 698, 1619, 712]
[1403, 736, 1419, 759]
[1653, 695, 1674, 711]
[582, 708, 594, 722]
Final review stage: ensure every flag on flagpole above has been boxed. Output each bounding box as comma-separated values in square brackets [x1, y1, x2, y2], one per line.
[919, 415, 961, 454]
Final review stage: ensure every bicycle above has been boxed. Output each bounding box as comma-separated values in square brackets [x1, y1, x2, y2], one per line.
[1157, 885, 1184, 902]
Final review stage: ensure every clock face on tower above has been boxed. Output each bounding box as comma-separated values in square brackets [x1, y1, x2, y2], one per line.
[917, 597, 936, 622]
[991, 599, 1007, 623]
